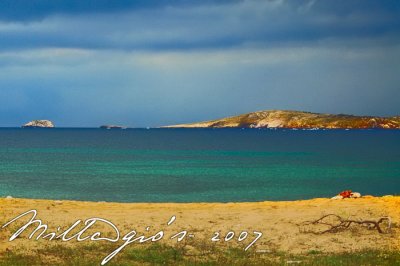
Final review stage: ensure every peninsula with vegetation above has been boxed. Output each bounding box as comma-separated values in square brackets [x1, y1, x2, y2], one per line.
[164, 110, 400, 129]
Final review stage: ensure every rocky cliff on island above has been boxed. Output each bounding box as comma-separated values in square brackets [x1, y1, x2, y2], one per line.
[22, 120, 55, 128]
[164, 110, 400, 129]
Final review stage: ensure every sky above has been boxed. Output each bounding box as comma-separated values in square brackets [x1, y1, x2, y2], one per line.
[0, 0, 399, 127]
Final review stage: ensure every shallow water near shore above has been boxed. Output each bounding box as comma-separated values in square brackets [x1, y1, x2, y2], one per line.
[0, 128, 399, 202]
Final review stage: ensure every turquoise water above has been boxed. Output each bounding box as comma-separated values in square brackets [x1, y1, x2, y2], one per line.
[0, 128, 399, 202]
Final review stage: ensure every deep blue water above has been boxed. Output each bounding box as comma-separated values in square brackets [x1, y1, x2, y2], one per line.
[0, 128, 399, 202]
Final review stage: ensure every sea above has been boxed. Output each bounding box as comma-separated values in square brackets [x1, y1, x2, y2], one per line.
[0, 128, 399, 202]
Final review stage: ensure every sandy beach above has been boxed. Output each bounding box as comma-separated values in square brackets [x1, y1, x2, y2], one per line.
[0, 196, 399, 265]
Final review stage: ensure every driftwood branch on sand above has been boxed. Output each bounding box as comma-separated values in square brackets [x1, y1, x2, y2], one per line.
[299, 214, 392, 234]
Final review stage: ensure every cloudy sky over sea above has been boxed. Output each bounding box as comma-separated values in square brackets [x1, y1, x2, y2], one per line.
[0, 0, 399, 127]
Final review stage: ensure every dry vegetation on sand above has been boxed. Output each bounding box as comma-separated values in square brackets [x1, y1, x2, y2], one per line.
[0, 196, 399, 265]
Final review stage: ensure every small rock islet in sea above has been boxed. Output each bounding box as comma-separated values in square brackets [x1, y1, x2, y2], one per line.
[22, 120, 55, 128]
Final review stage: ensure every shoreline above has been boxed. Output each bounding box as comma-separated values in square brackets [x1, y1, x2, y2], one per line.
[0, 195, 347, 204]
[1, 192, 397, 205]
[0, 194, 397, 204]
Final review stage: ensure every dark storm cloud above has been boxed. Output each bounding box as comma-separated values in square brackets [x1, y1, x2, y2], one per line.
[0, 0, 399, 52]
[0, 0, 399, 127]
[0, 0, 238, 21]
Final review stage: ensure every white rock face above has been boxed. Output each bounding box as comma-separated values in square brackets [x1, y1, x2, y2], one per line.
[22, 120, 55, 128]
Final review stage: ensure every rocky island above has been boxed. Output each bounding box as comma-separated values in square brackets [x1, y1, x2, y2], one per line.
[164, 110, 400, 129]
[22, 120, 55, 128]
[100, 125, 127, 129]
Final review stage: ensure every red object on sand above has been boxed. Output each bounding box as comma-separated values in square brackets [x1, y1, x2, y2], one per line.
[339, 190, 352, 198]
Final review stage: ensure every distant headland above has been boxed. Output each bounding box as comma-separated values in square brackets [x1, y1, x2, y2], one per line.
[163, 110, 400, 129]
[19, 110, 400, 129]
